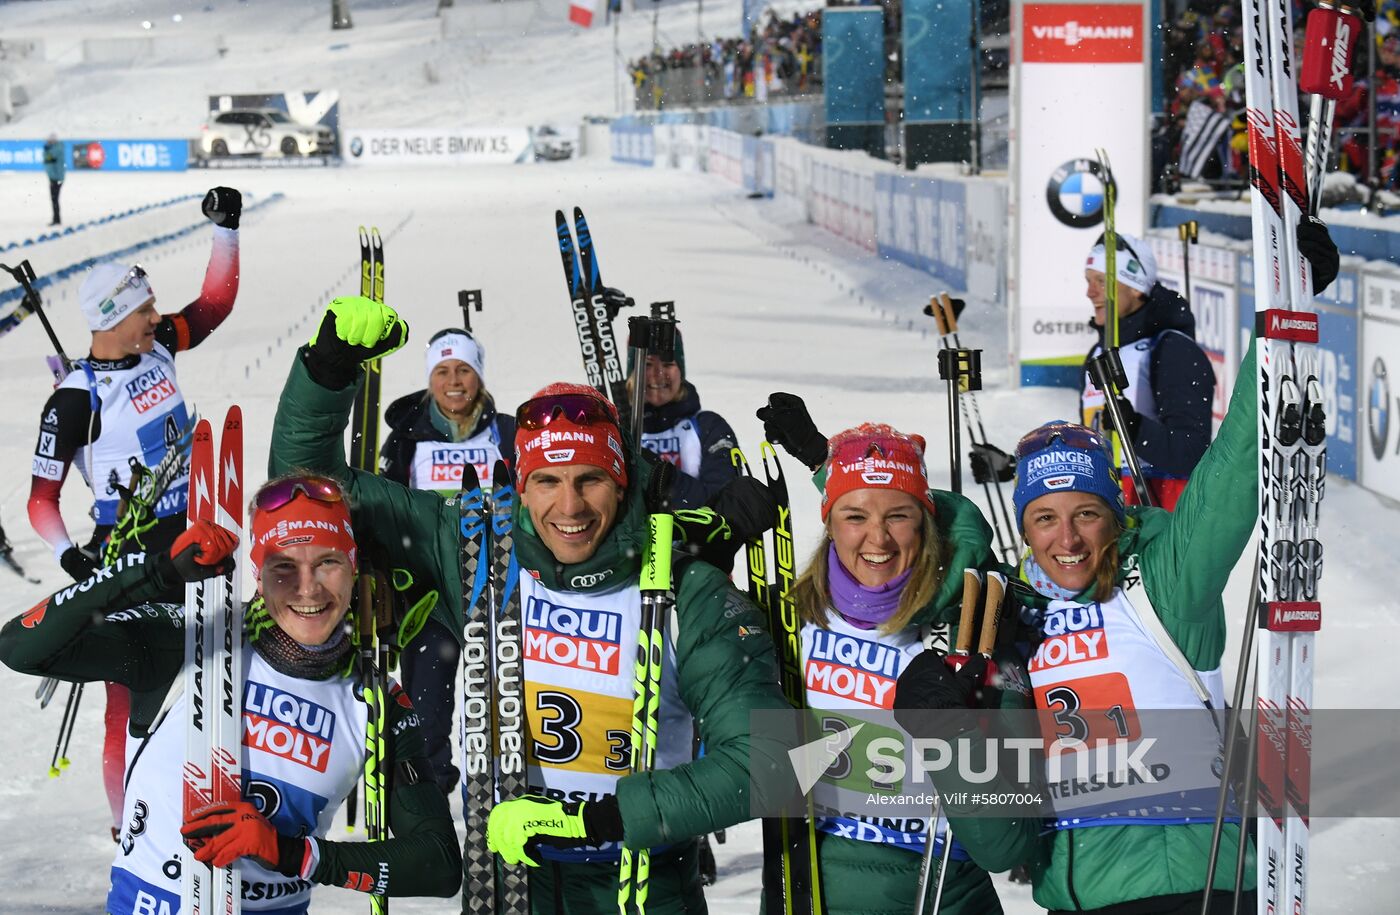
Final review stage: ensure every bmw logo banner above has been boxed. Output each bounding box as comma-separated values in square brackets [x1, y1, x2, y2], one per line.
[1011, 0, 1151, 388]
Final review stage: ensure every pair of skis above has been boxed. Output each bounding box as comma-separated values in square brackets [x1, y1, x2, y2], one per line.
[182, 406, 245, 915]
[1234, 0, 1351, 910]
[346, 226, 385, 837]
[460, 461, 530, 915]
[556, 207, 631, 429]
[732, 445, 824, 915]
[350, 226, 386, 473]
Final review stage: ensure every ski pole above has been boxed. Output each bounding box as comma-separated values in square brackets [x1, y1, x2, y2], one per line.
[619, 465, 676, 915]
[1086, 349, 1156, 508]
[0, 260, 73, 374]
[1178, 221, 1198, 305]
[913, 794, 944, 915]
[627, 316, 651, 452]
[1300, 1, 1367, 215]
[357, 562, 391, 915]
[49, 682, 83, 776]
[913, 570, 982, 912]
[1200, 559, 1261, 915]
[458, 289, 483, 333]
[935, 342, 979, 496]
[925, 294, 1016, 561]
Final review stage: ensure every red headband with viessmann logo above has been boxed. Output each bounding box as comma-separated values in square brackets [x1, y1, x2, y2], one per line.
[514, 382, 629, 489]
[249, 496, 358, 574]
[821, 423, 939, 521]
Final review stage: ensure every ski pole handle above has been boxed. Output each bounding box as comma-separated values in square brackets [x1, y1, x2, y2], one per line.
[954, 569, 983, 657]
[457, 289, 483, 333]
[977, 572, 1006, 658]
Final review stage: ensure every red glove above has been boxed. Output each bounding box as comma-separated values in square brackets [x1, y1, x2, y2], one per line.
[162, 519, 238, 583]
[181, 801, 302, 874]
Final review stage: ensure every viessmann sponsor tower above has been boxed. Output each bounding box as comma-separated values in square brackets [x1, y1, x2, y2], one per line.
[1010, 0, 1150, 386]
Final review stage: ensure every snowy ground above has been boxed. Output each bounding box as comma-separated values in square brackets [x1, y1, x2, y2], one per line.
[1, 159, 1398, 912]
[0, 0, 775, 135]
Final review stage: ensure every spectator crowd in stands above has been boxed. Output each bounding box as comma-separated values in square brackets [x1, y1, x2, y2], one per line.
[1161, 0, 1400, 194]
[630, 8, 822, 110]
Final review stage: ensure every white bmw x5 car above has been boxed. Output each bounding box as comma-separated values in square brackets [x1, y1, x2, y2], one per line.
[200, 108, 335, 158]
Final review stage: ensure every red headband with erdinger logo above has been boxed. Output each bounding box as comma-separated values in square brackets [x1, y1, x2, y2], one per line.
[249, 495, 358, 574]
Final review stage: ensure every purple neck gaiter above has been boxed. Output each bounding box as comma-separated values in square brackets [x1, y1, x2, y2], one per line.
[826, 543, 912, 630]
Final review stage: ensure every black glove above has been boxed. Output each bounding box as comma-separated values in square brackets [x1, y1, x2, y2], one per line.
[673, 508, 738, 568]
[969, 442, 1015, 485]
[304, 297, 410, 390]
[1100, 394, 1141, 440]
[600, 287, 634, 321]
[1296, 215, 1339, 296]
[154, 519, 238, 586]
[59, 545, 98, 582]
[708, 475, 779, 543]
[893, 652, 989, 741]
[202, 187, 242, 230]
[756, 393, 828, 470]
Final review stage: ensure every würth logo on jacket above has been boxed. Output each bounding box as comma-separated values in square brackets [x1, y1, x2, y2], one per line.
[524, 598, 622, 675]
[1029, 604, 1107, 672]
[806, 629, 902, 708]
[125, 365, 177, 414]
[243, 682, 337, 771]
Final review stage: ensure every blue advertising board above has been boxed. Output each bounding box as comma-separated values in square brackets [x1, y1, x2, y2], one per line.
[611, 123, 654, 166]
[872, 173, 968, 290]
[903, 0, 974, 124]
[0, 139, 188, 172]
[823, 8, 885, 127]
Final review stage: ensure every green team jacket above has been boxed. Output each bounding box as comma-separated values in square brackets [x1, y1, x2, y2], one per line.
[813, 488, 1019, 915]
[948, 340, 1260, 912]
[0, 552, 461, 899]
[270, 351, 796, 863]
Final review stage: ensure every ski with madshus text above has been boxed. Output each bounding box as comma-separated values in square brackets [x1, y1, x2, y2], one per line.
[1240, 0, 1330, 909]
[459, 460, 530, 915]
[182, 406, 245, 915]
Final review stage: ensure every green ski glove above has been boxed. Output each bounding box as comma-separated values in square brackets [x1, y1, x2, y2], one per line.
[486, 794, 624, 866]
[304, 296, 410, 389]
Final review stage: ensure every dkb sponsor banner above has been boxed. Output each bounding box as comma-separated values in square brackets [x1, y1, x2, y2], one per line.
[346, 127, 532, 165]
[1012, 0, 1149, 386]
[903, 0, 975, 124]
[823, 8, 886, 127]
[66, 139, 188, 171]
